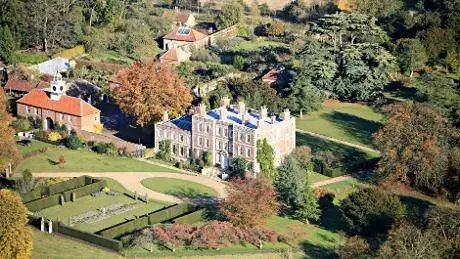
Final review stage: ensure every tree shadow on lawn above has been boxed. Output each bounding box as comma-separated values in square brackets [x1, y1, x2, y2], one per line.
[166, 187, 214, 200]
[47, 158, 59, 165]
[317, 194, 348, 233]
[321, 111, 382, 148]
[296, 132, 379, 175]
[301, 240, 338, 259]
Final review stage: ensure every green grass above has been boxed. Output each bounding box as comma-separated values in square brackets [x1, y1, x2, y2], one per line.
[16, 149, 179, 173]
[297, 132, 380, 176]
[321, 178, 368, 202]
[233, 38, 288, 52]
[308, 172, 330, 184]
[13, 51, 49, 65]
[82, 50, 134, 65]
[297, 102, 384, 148]
[267, 216, 344, 259]
[141, 177, 218, 199]
[31, 229, 122, 259]
[18, 140, 54, 156]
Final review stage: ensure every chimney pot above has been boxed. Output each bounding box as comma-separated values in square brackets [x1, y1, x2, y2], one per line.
[271, 115, 276, 124]
[220, 96, 230, 108]
[282, 109, 291, 120]
[162, 111, 169, 122]
[238, 101, 246, 114]
[220, 107, 227, 121]
[198, 103, 206, 116]
[260, 106, 268, 120]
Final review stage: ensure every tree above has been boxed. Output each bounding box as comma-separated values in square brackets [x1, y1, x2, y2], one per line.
[414, 72, 460, 127]
[0, 0, 27, 47]
[64, 132, 83, 149]
[289, 73, 323, 115]
[395, 38, 428, 77]
[338, 0, 403, 18]
[233, 55, 245, 70]
[426, 207, 460, 257]
[374, 102, 455, 194]
[339, 236, 372, 259]
[290, 146, 314, 172]
[113, 61, 192, 126]
[276, 156, 320, 223]
[220, 178, 279, 227]
[15, 169, 36, 194]
[256, 139, 275, 181]
[0, 190, 32, 259]
[341, 188, 405, 235]
[230, 157, 248, 179]
[266, 20, 285, 37]
[0, 26, 16, 65]
[0, 88, 20, 172]
[216, 3, 242, 29]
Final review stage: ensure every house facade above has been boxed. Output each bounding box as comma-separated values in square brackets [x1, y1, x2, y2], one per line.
[16, 75, 101, 133]
[155, 97, 296, 171]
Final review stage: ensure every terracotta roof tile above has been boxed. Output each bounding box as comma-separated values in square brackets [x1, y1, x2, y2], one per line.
[4, 80, 47, 92]
[160, 48, 179, 62]
[163, 26, 207, 42]
[17, 89, 100, 117]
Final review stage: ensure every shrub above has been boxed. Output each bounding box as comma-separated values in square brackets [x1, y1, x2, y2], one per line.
[339, 236, 371, 259]
[93, 123, 103, 134]
[202, 152, 212, 167]
[64, 133, 83, 150]
[15, 169, 36, 194]
[341, 188, 406, 235]
[11, 117, 31, 132]
[156, 140, 172, 161]
[233, 55, 245, 70]
[58, 155, 66, 164]
[93, 142, 117, 155]
[47, 131, 62, 142]
[27, 116, 42, 129]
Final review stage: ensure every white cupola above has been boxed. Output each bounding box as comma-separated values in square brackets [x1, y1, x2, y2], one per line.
[50, 74, 66, 101]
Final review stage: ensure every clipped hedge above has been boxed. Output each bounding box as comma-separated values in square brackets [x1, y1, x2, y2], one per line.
[148, 203, 195, 224]
[57, 223, 123, 252]
[52, 45, 85, 59]
[21, 187, 45, 203]
[172, 208, 206, 224]
[99, 203, 195, 239]
[62, 180, 106, 201]
[25, 193, 61, 212]
[48, 176, 86, 195]
[99, 217, 149, 239]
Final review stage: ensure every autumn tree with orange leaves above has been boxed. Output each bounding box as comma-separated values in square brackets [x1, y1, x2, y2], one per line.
[113, 61, 192, 126]
[220, 178, 279, 228]
[374, 102, 458, 196]
[0, 88, 20, 172]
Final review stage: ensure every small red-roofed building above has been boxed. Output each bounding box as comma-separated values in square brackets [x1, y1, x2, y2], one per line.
[4, 79, 48, 98]
[163, 25, 209, 50]
[159, 47, 192, 65]
[16, 75, 101, 133]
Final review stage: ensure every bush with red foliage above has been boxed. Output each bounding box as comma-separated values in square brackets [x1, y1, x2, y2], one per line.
[149, 221, 280, 250]
[58, 155, 65, 164]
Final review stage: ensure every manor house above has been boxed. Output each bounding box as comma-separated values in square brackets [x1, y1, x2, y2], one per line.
[154, 97, 296, 172]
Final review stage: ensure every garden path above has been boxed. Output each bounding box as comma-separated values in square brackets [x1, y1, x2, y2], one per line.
[296, 129, 381, 155]
[311, 175, 352, 188]
[33, 172, 226, 204]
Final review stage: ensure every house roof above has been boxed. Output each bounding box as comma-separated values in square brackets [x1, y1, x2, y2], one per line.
[34, 57, 70, 75]
[262, 68, 282, 83]
[159, 47, 190, 62]
[163, 10, 193, 24]
[163, 115, 193, 132]
[17, 89, 99, 117]
[163, 26, 207, 42]
[4, 80, 47, 93]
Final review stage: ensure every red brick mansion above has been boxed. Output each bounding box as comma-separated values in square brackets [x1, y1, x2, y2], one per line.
[154, 97, 296, 172]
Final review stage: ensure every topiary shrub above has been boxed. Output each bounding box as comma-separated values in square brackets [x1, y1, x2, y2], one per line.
[341, 188, 406, 236]
[64, 133, 83, 150]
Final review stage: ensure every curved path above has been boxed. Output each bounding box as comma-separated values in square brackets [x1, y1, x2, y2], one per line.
[296, 129, 381, 155]
[33, 172, 226, 204]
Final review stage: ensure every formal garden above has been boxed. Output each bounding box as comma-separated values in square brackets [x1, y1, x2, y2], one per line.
[141, 177, 218, 199]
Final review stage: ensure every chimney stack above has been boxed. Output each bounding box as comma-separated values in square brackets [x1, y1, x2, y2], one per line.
[220, 106, 227, 121]
[271, 115, 277, 124]
[242, 111, 250, 125]
[220, 96, 230, 108]
[198, 103, 206, 116]
[257, 119, 264, 128]
[238, 101, 246, 115]
[162, 111, 169, 122]
[260, 106, 268, 120]
[282, 109, 291, 121]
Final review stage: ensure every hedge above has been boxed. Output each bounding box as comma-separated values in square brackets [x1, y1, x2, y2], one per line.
[52, 45, 85, 59]
[148, 203, 195, 224]
[99, 216, 149, 239]
[62, 180, 107, 201]
[48, 176, 86, 195]
[172, 208, 206, 224]
[98, 203, 195, 239]
[25, 193, 61, 212]
[57, 223, 123, 252]
[21, 187, 45, 203]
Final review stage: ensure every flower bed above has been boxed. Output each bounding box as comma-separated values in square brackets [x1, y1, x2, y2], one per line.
[70, 203, 138, 225]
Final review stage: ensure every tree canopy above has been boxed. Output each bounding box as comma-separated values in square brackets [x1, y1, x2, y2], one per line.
[0, 88, 21, 171]
[113, 61, 192, 126]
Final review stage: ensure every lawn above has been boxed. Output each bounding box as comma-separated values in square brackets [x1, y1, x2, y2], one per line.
[37, 178, 168, 233]
[141, 177, 218, 199]
[308, 172, 330, 184]
[296, 132, 380, 176]
[81, 50, 134, 65]
[18, 140, 55, 156]
[31, 229, 122, 259]
[321, 178, 367, 203]
[16, 148, 179, 173]
[297, 101, 384, 148]
[232, 38, 288, 52]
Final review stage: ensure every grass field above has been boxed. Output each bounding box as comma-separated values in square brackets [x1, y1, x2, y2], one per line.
[233, 38, 288, 52]
[308, 172, 330, 184]
[18, 140, 54, 156]
[37, 179, 167, 233]
[297, 101, 384, 148]
[31, 229, 122, 259]
[141, 177, 218, 199]
[16, 148, 179, 173]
